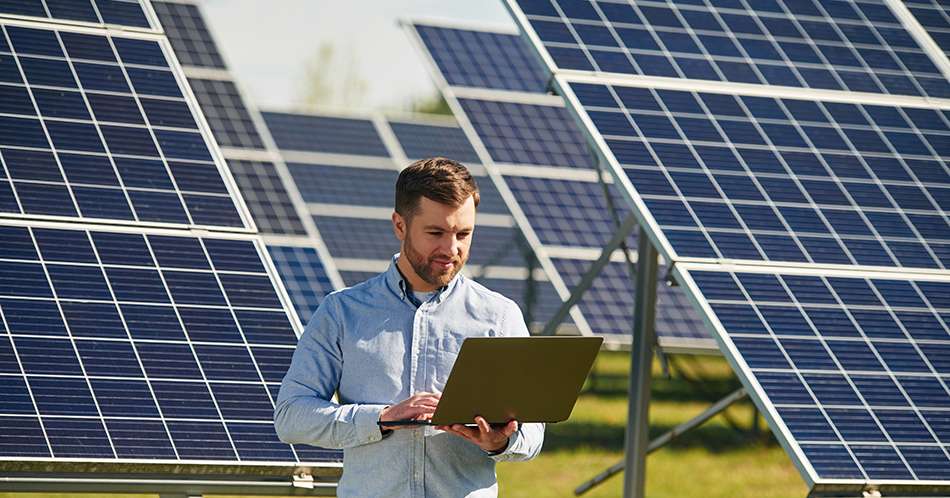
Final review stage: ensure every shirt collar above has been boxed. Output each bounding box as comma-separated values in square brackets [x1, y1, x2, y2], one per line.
[385, 253, 462, 306]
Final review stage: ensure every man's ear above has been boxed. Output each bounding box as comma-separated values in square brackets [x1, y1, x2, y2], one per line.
[392, 211, 407, 242]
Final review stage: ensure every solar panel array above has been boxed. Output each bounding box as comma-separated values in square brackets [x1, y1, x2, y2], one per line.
[0, 0, 154, 30]
[0, 22, 250, 229]
[0, 222, 336, 463]
[902, 0, 950, 59]
[0, 0, 340, 479]
[261, 109, 567, 331]
[510, 0, 950, 98]
[151, 0, 342, 326]
[504, 0, 950, 491]
[407, 21, 712, 351]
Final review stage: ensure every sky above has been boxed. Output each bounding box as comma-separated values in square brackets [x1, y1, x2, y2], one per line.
[200, 0, 515, 113]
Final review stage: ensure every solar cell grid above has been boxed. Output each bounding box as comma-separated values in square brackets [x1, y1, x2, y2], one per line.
[261, 112, 389, 157]
[267, 245, 334, 324]
[459, 98, 597, 168]
[505, 174, 636, 248]
[0, 221, 337, 463]
[561, 79, 950, 271]
[389, 120, 481, 164]
[187, 78, 265, 149]
[152, 1, 226, 69]
[0, 0, 152, 30]
[903, 0, 950, 58]
[0, 22, 246, 229]
[555, 258, 706, 338]
[226, 159, 307, 236]
[679, 265, 950, 484]
[289, 163, 398, 208]
[509, 0, 950, 98]
[414, 23, 549, 92]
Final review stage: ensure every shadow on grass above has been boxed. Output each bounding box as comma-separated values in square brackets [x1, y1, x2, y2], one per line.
[542, 418, 773, 454]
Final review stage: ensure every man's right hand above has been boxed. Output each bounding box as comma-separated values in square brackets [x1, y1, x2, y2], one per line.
[378, 392, 441, 429]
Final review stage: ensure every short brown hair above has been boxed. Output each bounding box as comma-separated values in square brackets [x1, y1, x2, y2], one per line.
[395, 157, 479, 218]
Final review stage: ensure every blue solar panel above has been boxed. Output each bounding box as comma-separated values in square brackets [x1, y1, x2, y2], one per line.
[414, 23, 548, 93]
[555, 258, 706, 339]
[0, 22, 246, 229]
[508, 0, 950, 98]
[262, 112, 389, 157]
[562, 80, 950, 270]
[680, 265, 950, 486]
[0, 0, 152, 29]
[152, 1, 226, 69]
[505, 175, 636, 248]
[0, 221, 338, 464]
[289, 163, 398, 208]
[458, 98, 596, 168]
[389, 120, 481, 164]
[267, 245, 335, 324]
[903, 0, 950, 58]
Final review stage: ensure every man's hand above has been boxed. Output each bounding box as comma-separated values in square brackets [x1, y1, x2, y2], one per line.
[378, 392, 441, 430]
[437, 416, 517, 453]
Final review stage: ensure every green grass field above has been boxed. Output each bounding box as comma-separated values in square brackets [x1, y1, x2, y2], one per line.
[1, 352, 806, 498]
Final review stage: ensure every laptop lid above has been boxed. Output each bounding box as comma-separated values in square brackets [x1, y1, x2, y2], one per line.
[429, 336, 603, 426]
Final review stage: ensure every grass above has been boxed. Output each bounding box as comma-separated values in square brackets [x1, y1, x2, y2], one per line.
[0, 352, 807, 498]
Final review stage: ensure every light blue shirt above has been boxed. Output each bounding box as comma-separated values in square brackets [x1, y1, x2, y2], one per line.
[274, 255, 544, 497]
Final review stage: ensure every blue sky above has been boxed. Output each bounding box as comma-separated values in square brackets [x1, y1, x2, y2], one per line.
[201, 0, 515, 112]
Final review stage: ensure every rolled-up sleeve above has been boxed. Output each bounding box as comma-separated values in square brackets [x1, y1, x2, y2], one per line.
[490, 300, 545, 462]
[273, 294, 387, 449]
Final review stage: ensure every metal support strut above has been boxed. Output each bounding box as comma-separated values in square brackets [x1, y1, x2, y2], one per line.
[575, 387, 748, 495]
[538, 212, 638, 336]
[621, 234, 659, 498]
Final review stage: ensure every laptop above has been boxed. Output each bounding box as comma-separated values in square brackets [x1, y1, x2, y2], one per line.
[379, 336, 603, 427]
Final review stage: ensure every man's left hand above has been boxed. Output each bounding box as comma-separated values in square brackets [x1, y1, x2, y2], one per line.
[437, 416, 517, 453]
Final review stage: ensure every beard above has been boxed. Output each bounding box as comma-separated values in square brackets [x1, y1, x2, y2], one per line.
[402, 231, 467, 288]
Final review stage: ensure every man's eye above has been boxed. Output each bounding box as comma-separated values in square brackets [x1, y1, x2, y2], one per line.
[458, 232, 471, 239]
[427, 231, 441, 236]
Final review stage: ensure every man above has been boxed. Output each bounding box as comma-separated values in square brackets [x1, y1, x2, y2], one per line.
[274, 157, 544, 497]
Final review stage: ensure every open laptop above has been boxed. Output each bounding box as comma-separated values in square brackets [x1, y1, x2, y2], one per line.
[379, 336, 603, 427]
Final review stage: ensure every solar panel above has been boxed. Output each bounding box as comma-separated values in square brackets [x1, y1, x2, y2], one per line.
[0, 220, 335, 464]
[504, 0, 950, 490]
[406, 21, 713, 350]
[389, 119, 482, 163]
[0, 0, 154, 30]
[458, 98, 597, 168]
[902, 0, 950, 58]
[504, 0, 950, 98]
[414, 22, 548, 92]
[152, 0, 343, 331]
[676, 264, 950, 489]
[187, 78, 266, 149]
[557, 78, 950, 271]
[0, 21, 250, 229]
[263, 112, 390, 157]
[150, 1, 225, 68]
[267, 245, 335, 324]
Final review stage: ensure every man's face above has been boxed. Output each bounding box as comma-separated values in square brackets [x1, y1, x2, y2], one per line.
[393, 196, 476, 289]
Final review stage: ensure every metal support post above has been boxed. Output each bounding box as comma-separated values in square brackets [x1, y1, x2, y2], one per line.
[622, 234, 659, 498]
[521, 235, 538, 329]
[575, 387, 748, 495]
[539, 212, 638, 336]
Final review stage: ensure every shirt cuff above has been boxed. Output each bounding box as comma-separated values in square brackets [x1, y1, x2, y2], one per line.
[354, 404, 389, 445]
[487, 429, 520, 461]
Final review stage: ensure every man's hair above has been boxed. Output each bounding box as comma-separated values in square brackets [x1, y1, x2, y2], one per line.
[394, 157, 479, 219]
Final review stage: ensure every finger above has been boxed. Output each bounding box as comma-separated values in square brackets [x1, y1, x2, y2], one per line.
[502, 420, 518, 437]
[451, 424, 479, 440]
[475, 416, 491, 436]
